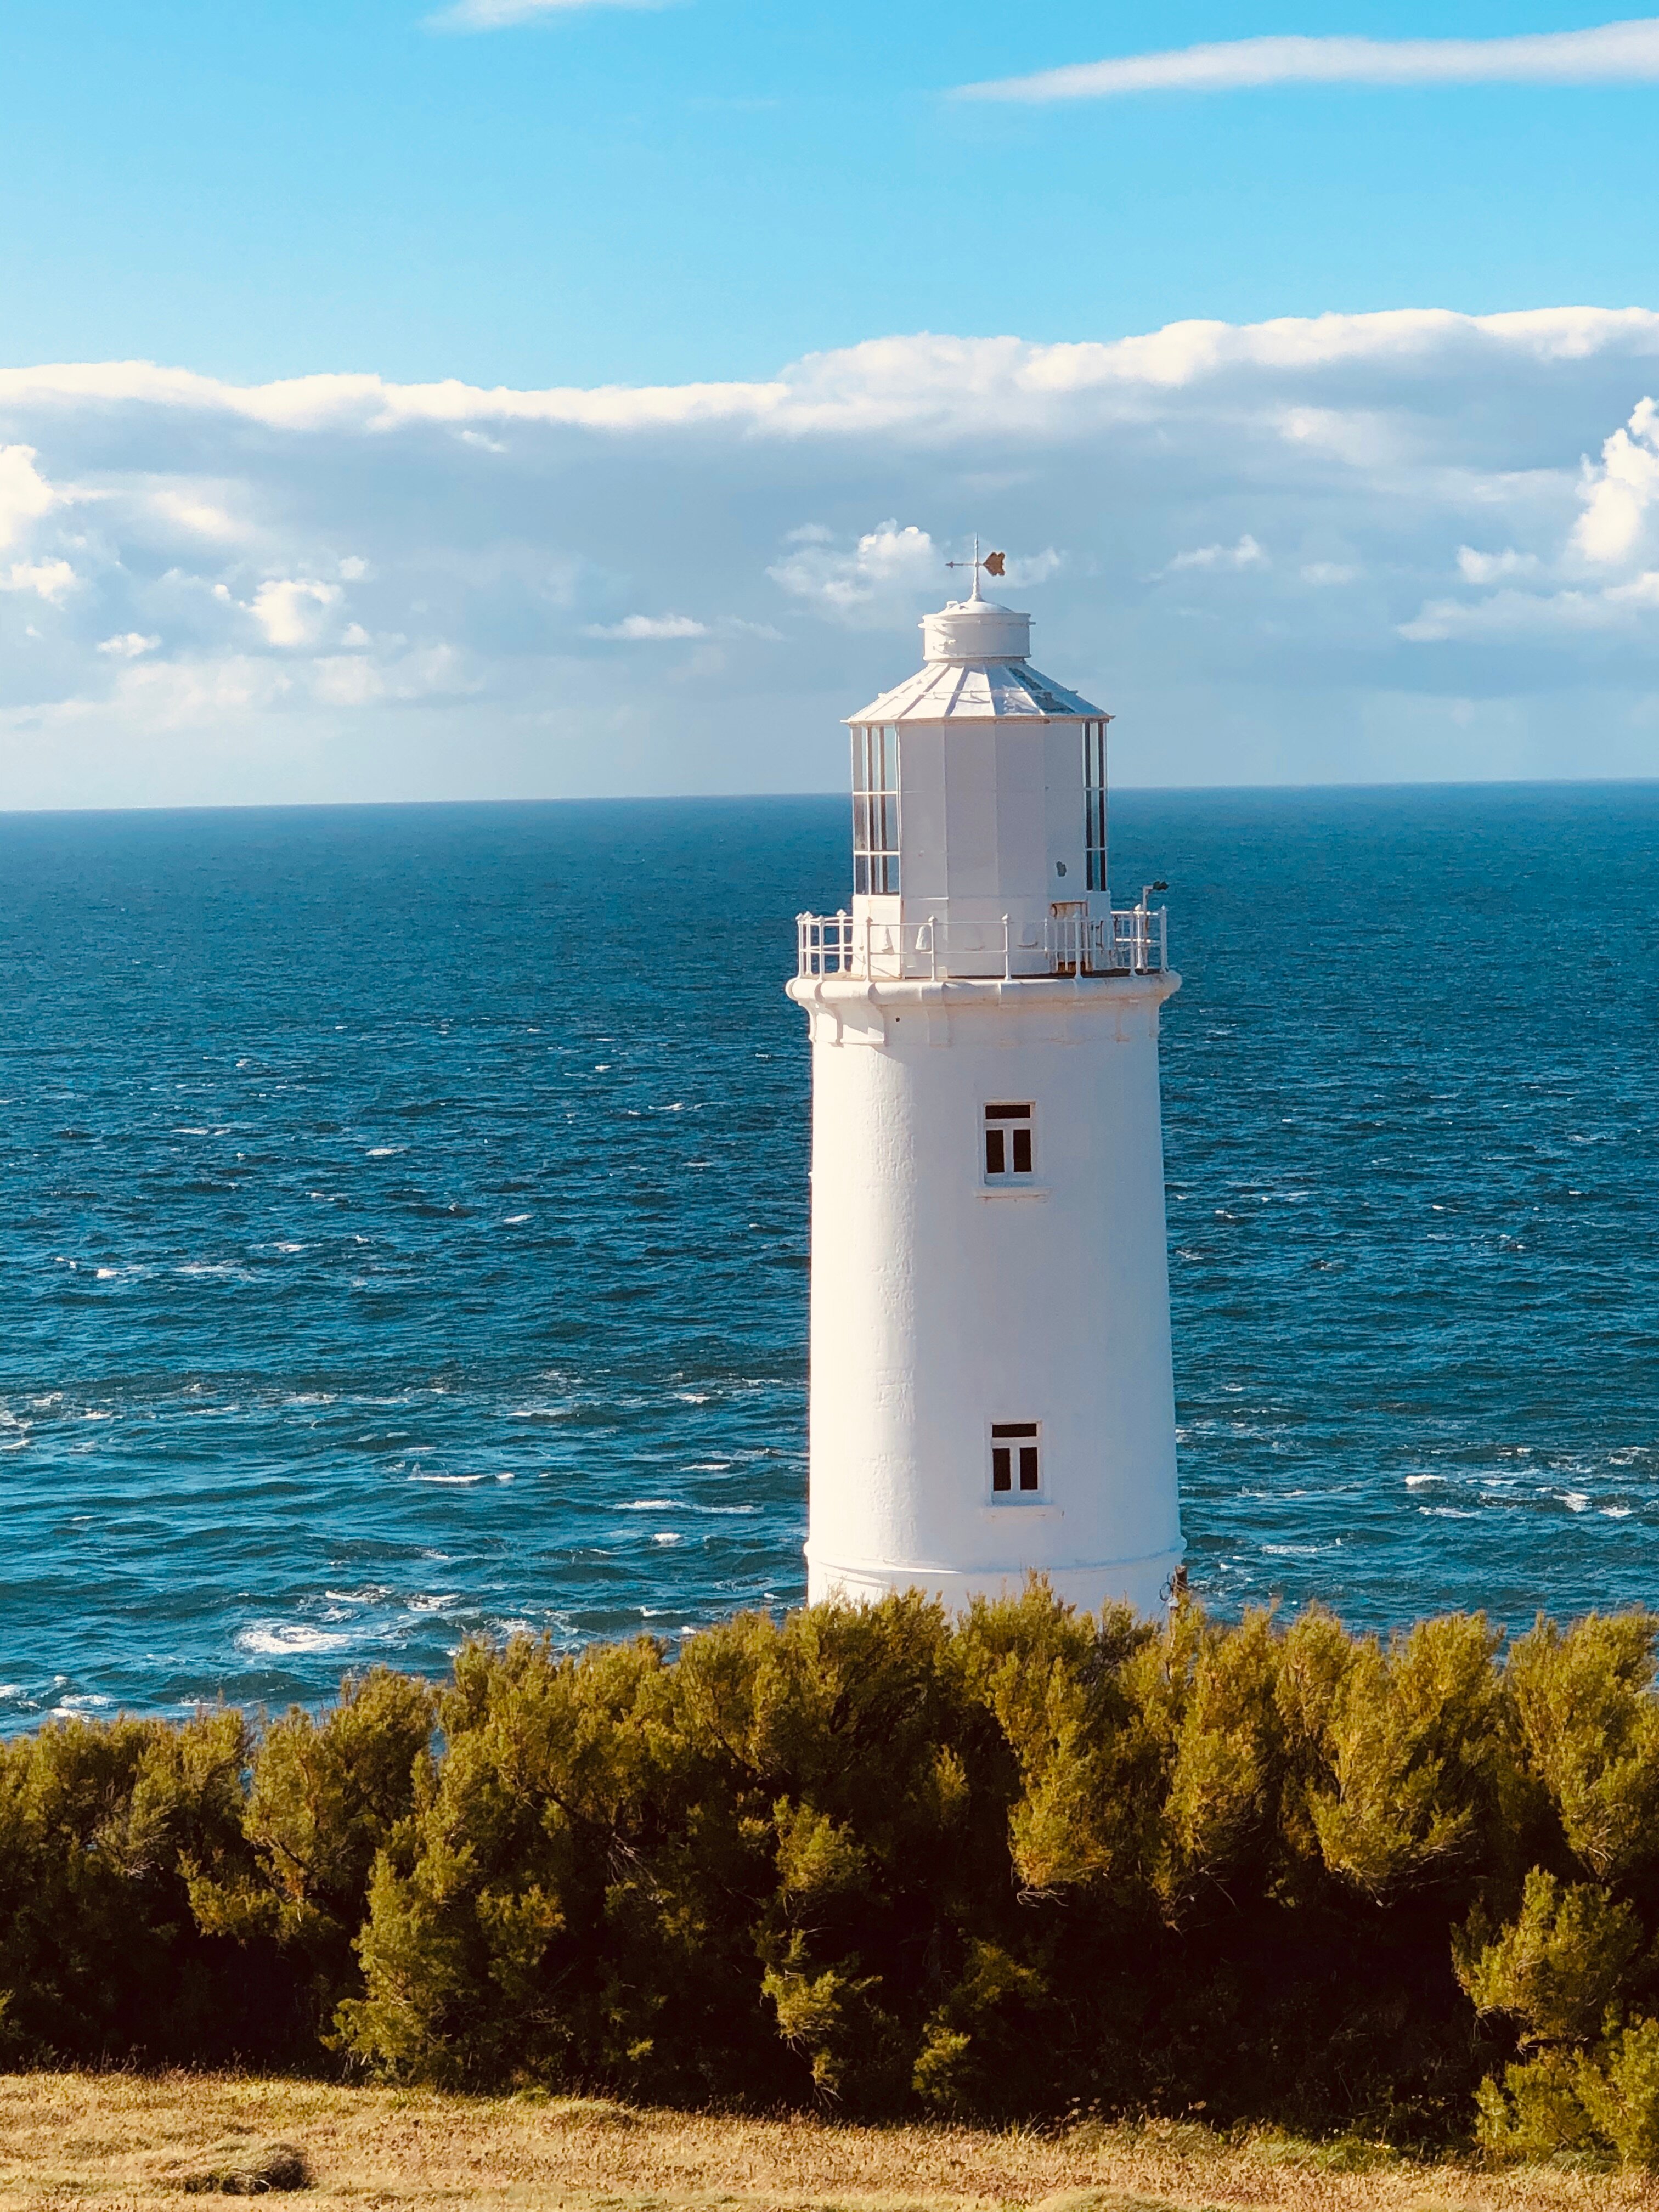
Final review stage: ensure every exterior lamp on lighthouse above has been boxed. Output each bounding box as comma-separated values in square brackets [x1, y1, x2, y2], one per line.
[788, 547, 1185, 1617]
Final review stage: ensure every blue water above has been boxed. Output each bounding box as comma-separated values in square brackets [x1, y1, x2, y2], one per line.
[1, 785, 1656, 1727]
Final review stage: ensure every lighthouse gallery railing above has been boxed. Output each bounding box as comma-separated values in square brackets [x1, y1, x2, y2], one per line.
[795, 906, 1169, 981]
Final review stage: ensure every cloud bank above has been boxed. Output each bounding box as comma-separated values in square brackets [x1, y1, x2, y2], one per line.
[2, 306, 1658, 808]
[960, 18, 1659, 103]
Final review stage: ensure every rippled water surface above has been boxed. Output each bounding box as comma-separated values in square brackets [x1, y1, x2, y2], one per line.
[2, 786, 1656, 1725]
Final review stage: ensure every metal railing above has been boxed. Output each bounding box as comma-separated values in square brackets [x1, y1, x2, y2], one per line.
[795, 905, 1168, 981]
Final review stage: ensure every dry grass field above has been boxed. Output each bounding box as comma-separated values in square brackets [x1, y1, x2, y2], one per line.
[1, 2076, 1657, 2212]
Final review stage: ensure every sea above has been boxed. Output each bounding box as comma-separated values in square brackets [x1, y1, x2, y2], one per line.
[2, 783, 1657, 1729]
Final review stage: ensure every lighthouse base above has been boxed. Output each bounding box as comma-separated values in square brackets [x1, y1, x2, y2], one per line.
[805, 1545, 1184, 1623]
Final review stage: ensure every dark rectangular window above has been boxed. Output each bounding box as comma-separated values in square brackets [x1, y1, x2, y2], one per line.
[1083, 720, 1108, 894]
[991, 1422, 1040, 1496]
[984, 1102, 1034, 1182]
[851, 724, 900, 896]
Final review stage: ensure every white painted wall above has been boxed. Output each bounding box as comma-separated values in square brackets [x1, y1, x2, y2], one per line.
[790, 968, 1184, 1618]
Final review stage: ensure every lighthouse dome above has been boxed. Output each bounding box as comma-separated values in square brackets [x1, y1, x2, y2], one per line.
[923, 597, 1030, 662]
[848, 592, 1107, 725]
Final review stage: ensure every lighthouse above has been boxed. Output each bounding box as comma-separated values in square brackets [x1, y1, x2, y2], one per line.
[787, 553, 1184, 1618]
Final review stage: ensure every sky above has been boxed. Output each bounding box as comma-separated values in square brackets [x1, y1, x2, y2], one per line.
[2, 0, 1657, 804]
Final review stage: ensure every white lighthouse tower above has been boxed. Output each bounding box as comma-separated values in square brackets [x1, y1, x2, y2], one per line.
[787, 554, 1184, 1617]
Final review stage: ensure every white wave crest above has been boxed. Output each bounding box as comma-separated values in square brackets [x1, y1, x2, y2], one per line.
[235, 1623, 355, 1655]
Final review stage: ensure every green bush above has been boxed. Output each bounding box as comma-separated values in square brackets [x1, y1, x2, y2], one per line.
[0, 1709, 281, 2063]
[11, 1592, 1659, 2158]
[1459, 1615, 1659, 2166]
[188, 1666, 436, 2041]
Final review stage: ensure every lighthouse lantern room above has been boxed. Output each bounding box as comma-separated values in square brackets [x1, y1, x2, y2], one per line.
[787, 554, 1184, 1617]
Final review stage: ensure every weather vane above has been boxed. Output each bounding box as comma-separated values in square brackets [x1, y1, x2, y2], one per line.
[945, 534, 1006, 600]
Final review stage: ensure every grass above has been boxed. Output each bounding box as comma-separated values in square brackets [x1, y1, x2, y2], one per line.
[0, 2076, 1655, 2212]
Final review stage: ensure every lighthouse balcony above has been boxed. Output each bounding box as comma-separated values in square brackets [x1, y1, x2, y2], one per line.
[795, 906, 1169, 983]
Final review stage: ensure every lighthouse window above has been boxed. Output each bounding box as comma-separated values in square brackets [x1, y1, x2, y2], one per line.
[1083, 720, 1108, 893]
[852, 723, 900, 896]
[991, 1423, 1041, 1494]
[984, 1101, 1034, 1181]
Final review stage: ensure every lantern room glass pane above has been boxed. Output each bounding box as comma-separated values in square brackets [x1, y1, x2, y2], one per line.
[851, 723, 900, 896]
[1082, 720, 1108, 894]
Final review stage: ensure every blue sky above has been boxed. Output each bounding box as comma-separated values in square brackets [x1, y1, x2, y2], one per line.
[5, 0, 1658, 388]
[1, 3, 1657, 804]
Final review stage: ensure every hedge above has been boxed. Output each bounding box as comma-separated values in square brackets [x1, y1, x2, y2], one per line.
[7, 1587, 1659, 2161]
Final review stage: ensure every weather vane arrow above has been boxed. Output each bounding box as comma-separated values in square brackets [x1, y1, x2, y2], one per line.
[945, 536, 1007, 598]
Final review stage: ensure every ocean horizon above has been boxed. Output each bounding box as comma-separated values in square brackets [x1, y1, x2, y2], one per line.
[8, 774, 1659, 816]
[3, 779, 1656, 1728]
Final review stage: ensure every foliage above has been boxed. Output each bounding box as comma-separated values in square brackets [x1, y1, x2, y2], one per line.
[1462, 1617, 1659, 2168]
[13, 1594, 1659, 2162]
[189, 1666, 436, 2037]
[1456, 1868, 1643, 2049]
[0, 1709, 275, 2063]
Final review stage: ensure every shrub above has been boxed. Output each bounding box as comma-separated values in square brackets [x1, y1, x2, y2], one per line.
[1456, 1867, 1645, 2049]
[1509, 1615, 1659, 1891]
[1458, 1617, 1659, 2166]
[0, 1709, 288, 2064]
[189, 1666, 436, 2038]
[12, 1590, 1659, 2158]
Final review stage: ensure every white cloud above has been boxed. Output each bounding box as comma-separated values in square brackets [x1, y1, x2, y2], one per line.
[1002, 548, 1064, 588]
[1400, 578, 1659, 640]
[1457, 546, 1542, 584]
[1572, 396, 1659, 563]
[107, 653, 298, 727]
[2, 557, 77, 602]
[958, 17, 1659, 103]
[430, 0, 669, 29]
[310, 644, 477, 705]
[583, 613, 709, 640]
[97, 631, 161, 657]
[579, 611, 784, 642]
[149, 487, 243, 541]
[5, 309, 1659, 806]
[1160, 534, 1267, 575]
[768, 521, 938, 622]
[0, 444, 59, 550]
[1401, 397, 1659, 642]
[251, 577, 342, 647]
[3, 309, 1658, 442]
